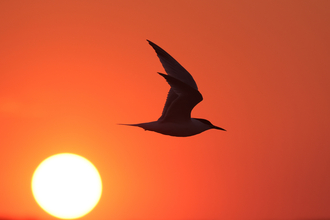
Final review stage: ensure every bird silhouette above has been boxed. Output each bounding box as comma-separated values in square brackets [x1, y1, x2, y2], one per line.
[120, 40, 226, 137]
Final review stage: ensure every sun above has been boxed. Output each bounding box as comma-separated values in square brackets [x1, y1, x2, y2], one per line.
[31, 153, 102, 219]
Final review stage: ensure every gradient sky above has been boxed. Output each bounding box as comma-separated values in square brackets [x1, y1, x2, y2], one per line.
[1, 1, 330, 220]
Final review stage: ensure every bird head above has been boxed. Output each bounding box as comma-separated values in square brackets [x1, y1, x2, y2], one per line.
[195, 118, 226, 131]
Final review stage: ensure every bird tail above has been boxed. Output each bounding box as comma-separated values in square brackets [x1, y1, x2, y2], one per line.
[117, 123, 139, 126]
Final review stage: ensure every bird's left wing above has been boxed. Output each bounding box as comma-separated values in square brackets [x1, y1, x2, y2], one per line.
[157, 73, 202, 122]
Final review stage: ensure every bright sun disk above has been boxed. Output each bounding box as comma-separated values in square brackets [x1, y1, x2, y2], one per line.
[31, 153, 102, 219]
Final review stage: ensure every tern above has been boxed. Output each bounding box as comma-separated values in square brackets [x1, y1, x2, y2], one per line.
[121, 40, 226, 137]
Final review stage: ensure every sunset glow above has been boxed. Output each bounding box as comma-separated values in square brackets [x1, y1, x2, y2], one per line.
[1, 1, 330, 220]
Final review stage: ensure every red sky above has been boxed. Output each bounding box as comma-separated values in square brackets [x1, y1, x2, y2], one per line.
[1, 1, 330, 220]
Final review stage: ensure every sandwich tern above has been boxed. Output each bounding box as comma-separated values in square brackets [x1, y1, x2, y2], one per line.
[121, 40, 226, 137]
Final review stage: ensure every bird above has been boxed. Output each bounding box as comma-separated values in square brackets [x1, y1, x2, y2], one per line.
[120, 40, 226, 137]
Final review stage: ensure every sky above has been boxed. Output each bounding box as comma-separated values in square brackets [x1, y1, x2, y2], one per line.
[1, 1, 330, 220]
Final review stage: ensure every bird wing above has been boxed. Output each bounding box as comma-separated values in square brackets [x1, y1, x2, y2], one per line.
[157, 73, 203, 122]
[147, 40, 200, 121]
[147, 40, 198, 90]
[158, 88, 177, 121]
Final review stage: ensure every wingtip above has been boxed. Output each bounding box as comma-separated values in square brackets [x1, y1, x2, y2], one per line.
[147, 40, 163, 50]
[146, 39, 152, 43]
[147, 39, 156, 47]
[157, 72, 166, 77]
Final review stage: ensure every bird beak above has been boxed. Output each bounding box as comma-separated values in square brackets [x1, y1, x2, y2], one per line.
[213, 125, 226, 131]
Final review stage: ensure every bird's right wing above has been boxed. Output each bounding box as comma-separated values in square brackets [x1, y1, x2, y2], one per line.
[147, 40, 198, 90]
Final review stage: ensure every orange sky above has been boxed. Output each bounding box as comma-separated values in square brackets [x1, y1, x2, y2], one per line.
[1, 1, 330, 220]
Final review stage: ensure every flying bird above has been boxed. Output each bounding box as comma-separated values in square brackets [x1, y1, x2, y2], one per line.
[120, 40, 226, 137]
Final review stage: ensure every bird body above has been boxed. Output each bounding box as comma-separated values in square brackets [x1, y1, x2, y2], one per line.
[121, 40, 226, 137]
[125, 118, 220, 137]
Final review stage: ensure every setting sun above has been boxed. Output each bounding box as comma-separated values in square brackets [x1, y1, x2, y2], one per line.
[31, 153, 102, 219]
